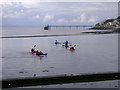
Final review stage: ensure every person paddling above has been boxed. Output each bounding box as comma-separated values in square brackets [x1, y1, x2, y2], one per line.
[70, 45, 76, 51]
[36, 50, 40, 55]
[65, 41, 68, 47]
[70, 47, 75, 50]
[31, 48, 34, 53]
[31, 45, 36, 53]
[55, 40, 58, 44]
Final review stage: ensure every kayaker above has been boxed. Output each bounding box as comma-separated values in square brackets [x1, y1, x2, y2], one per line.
[36, 50, 40, 55]
[70, 45, 76, 51]
[70, 47, 75, 51]
[55, 40, 58, 44]
[65, 41, 69, 47]
[31, 48, 34, 53]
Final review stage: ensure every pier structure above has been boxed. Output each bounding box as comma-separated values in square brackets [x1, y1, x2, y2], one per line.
[44, 25, 93, 30]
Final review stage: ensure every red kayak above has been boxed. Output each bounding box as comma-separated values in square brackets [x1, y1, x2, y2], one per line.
[31, 51, 37, 54]
[31, 51, 47, 55]
[70, 47, 75, 51]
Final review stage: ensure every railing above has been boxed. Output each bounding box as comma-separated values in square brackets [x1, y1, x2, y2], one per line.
[44, 25, 93, 30]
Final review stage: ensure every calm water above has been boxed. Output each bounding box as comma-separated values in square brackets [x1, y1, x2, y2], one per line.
[1, 27, 118, 81]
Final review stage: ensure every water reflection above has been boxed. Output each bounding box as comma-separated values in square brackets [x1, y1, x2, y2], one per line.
[39, 55, 47, 60]
[62, 45, 69, 49]
[70, 49, 75, 53]
[65, 45, 69, 49]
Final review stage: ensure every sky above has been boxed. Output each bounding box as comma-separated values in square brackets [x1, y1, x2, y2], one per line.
[0, 0, 119, 26]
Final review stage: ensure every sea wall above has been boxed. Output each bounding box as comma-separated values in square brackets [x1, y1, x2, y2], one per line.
[2, 72, 120, 88]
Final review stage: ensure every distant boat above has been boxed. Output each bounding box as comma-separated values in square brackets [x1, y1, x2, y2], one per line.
[44, 25, 49, 30]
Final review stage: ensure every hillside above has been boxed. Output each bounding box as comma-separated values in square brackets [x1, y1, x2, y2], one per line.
[93, 16, 120, 29]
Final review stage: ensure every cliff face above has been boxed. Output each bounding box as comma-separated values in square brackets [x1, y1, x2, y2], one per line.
[95, 16, 120, 29]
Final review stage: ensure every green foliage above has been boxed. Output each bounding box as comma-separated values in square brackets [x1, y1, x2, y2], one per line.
[95, 23, 100, 27]
[104, 19, 114, 24]
[117, 16, 120, 19]
[94, 16, 119, 28]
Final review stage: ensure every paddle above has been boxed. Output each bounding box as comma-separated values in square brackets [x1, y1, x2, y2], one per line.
[73, 45, 76, 47]
[34, 45, 36, 47]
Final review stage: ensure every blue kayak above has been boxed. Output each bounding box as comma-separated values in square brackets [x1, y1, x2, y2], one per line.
[54, 42, 61, 44]
[39, 53, 47, 56]
[34, 53, 47, 56]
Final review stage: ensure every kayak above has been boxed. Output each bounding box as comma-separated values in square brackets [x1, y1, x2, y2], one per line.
[70, 49, 75, 51]
[39, 53, 47, 55]
[36, 53, 47, 56]
[31, 51, 47, 56]
[32, 51, 37, 54]
[69, 48, 75, 51]
[54, 42, 61, 44]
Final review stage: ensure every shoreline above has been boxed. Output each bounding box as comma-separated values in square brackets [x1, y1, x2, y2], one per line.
[2, 72, 120, 88]
[1, 29, 119, 39]
[82, 28, 120, 34]
[89, 27, 120, 30]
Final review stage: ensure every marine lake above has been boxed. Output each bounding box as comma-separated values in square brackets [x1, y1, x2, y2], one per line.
[1, 27, 119, 88]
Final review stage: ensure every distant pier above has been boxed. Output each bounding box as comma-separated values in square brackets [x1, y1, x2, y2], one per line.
[44, 25, 93, 30]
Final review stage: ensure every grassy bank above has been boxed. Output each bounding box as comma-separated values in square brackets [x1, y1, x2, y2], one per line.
[2, 72, 120, 88]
